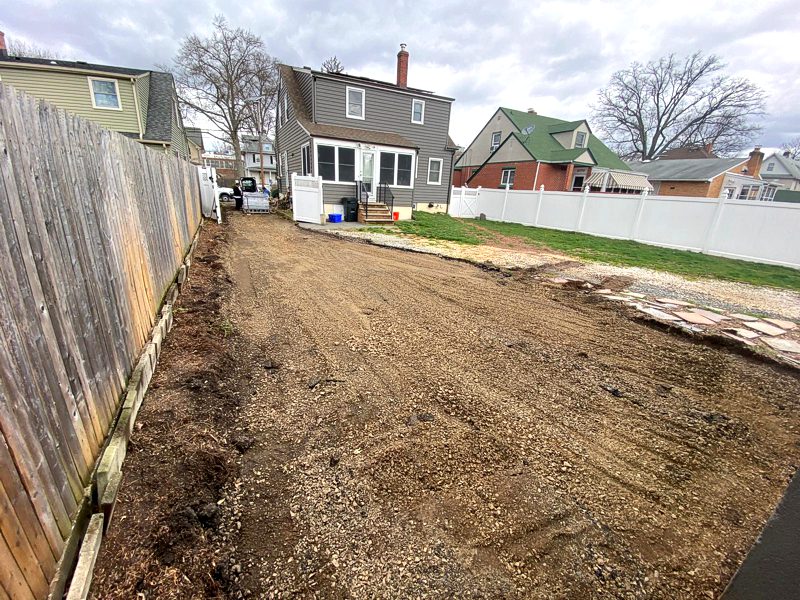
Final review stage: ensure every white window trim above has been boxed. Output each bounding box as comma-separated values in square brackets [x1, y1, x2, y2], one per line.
[300, 142, 311, 176]
[490, 131, 501, 152]
[766, 162, 775, 172]
[427, 158, 443, 185]
[281, 150, 288, 182]
[312, 138, 416, 189]
[575, 131, 587, 148]
[501, 167, 515, 188]
[282, 94, 288, 124]
[346, 86, 365, 120]
[379, 150, 415, 189]
[411, 99, 425, 125]
[87, 77, 123, 111]
[315, 141, 358, 183]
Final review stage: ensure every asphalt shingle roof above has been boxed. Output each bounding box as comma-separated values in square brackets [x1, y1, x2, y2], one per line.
[0, 54, 147, 76]
[499, 108, 630, 170]
[769, 153, 800, 179]
[625, 158, 747, 181]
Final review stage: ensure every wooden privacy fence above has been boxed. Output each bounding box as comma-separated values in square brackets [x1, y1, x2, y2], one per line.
[0, 84, 202, 598]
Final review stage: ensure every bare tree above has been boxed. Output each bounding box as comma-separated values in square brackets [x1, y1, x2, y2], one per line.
[321, 55, 344, 74]
[592, 52, 766, 160]
[7, 39, 61, 59]
[780, 136, 800, 160]
[165, 16, 279, 175]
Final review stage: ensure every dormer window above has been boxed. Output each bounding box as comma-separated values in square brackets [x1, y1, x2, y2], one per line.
[88, 77, 121, 110]
[346, 86, 365, 120]
[575, 131, 586, 148]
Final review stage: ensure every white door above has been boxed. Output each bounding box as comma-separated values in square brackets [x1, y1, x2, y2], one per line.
[361, 151, 376, 201]
[292, 174, 324, 224]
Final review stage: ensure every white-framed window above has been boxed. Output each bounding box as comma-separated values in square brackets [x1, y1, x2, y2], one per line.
[575, 131, 587, 148]
[500, 167, 515, 189]
[301, 143, 312, 176]
[87, 77, 122, 110]
[766, 162, 775, 172]
[379, 151, 414, 187]
[737, 184, 760, 200]
[346, 86, 365, 120]
[761, 186, 777, 201]
[490, 131, 501, 152]
[281, 150, 288, 182]
[411, 99, 425, 125]
[316, 144, 356, 182]
[283, 94, 288, 124]
[427, 158, 443, 185]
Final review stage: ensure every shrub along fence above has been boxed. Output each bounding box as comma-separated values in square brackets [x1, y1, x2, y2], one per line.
[448, 185, 800, 269]
[0, 84, 201, 598]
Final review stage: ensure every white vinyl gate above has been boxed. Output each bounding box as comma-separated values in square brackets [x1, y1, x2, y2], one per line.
[292, 173, 324, 224]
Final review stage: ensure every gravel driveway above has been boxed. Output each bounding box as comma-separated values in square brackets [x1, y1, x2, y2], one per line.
[221, 215, 799, 599]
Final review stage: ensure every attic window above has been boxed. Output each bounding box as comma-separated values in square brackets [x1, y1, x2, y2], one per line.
[346, 86, 365, 120]
[766, 162, 774, 172]
[88, 77, 121, 110]
[490, 131, 501, 152]
[575, 131, 586, 148]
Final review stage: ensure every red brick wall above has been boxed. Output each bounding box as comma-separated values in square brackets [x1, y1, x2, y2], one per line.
[467, 161, 573, 191]
[452, 168, 464, 187]
[656, 181, 712, 197]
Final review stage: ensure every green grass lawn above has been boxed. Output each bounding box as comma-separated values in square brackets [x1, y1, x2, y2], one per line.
[397, 212, 800, 291]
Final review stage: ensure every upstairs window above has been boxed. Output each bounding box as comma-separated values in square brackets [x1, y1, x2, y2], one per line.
[88, 77, 121, 110]
[490, 131, 501, 152]
[766, 162, 775, 172]
[283, 94, 288, 123]
[411, 99, 425, 124]
[575, 131, 587, 148]
[346, 87, 365, 120]
[500, 167, 515, 189]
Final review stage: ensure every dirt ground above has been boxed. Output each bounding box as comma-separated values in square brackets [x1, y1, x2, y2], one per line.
[94, 214, 800, 599]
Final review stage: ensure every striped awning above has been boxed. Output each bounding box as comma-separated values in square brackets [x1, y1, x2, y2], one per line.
[587, 170, 653, 191]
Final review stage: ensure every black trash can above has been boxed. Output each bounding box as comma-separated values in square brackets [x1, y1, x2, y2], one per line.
[342, 197, 358, 222]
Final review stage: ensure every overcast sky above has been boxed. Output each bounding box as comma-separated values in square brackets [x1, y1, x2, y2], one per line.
[3, 0, 798, 153]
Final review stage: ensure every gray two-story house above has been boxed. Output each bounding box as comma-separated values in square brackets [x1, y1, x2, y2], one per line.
[275, 45, 457, 221]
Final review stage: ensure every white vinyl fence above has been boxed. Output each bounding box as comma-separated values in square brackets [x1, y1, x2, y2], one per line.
[448, 186, 800, 269]
[292, 173, 324, 224]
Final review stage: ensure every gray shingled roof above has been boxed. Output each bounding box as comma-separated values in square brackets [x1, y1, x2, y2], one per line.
[185, 127, 204, 150]
[0, 54, 147, 76]
[143, 71, 175, 142]
[768, 153, 800, 179]
[279, 64, 417, 149]
[625, 158, 747, 181]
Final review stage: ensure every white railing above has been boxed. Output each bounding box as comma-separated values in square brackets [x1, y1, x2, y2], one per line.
[448, 186, 800, 269]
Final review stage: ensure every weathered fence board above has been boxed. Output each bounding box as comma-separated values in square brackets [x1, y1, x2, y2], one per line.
[0, 83, 202, 598]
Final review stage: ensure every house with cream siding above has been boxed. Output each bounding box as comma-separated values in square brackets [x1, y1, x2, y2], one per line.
[275, 45, 457, 221]
[760, 151, 800, 192]
[0, 31, 190, 159]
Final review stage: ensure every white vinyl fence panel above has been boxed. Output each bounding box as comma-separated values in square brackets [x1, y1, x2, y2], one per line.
[292, 173, 324, 224]
[448, 186, 800, 269]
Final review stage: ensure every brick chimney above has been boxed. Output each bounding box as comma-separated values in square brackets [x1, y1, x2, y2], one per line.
[396, 44, 409, 88]
[527, 108, 537, 114]
[784, 150, 792, 158]
[704, 142, 713, 154]
[745, 145, 764, 178]
[0, 32, 7, 58]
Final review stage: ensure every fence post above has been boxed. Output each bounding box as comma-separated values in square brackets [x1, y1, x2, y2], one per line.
[501, 183, 510, 221]
[534, 185, 545, 226]
[630, 188, 648, 240]
[459, 186, 466, 217]
[702, 189, 729, 253]
[576, 185, 590, 231]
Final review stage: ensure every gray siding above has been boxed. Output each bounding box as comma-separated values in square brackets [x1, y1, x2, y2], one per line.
[321, 182, 413, 206]
[275, 82, 309, 193]
[313, 76, 453, 206]
[297, 71, 313, 116]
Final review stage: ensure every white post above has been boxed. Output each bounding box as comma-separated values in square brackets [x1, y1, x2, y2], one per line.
[576, 185, 590, 231]
[459, 186, 466, 217]
[501, 183, 510, 221]
[630, 188, 648, 240]
[702, 188, 729, 253]
[317, 173, 324, 224]
[534, 185, 545, 226]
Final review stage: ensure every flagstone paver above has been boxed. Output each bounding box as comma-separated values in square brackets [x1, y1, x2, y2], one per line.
[675, 311, 718, 326]
[745, 321, 787, 336]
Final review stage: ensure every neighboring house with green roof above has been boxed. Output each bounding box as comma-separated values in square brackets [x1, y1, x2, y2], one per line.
[453, 107, 651, 193]
[0, 31, 190, 159]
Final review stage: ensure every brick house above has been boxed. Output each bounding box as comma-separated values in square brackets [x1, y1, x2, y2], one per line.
[453, 107, 650, 193]
[627, 147, 778, 200]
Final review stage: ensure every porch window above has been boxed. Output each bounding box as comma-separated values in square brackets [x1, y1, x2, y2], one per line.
[490, 131, 501, 152]
[500, 167, 515, 189]
[346, 87, 365, 120]
[737, 184, 760, 200]
[427, 158, 443, 185]
[379, 151, 413, 187]
[316, 144, 356, 182]
[412, 99, 425, 124]
[88, 77, 121, 110]
[761, 186, 777, 201]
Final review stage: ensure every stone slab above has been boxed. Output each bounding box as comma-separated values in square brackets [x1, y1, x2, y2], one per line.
[722, 332, 757, 346]
[637, 306, 682, 321]
[689, 308, 730, 323]
[674, 311, 716, 326]
[724, 328, 761, 340]
[762, 337, 800, 354]
[745, 321, 787, 336]
[656, 298, 693, 306]
[729, 313, 759, 322]
[764, 318, 797, 331]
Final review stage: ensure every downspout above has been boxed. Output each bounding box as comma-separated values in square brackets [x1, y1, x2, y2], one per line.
[131, 78, 143, 139]
[532, 161, 541, 190]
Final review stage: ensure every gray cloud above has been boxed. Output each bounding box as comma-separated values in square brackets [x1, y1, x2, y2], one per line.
[2, 0, 797, 151]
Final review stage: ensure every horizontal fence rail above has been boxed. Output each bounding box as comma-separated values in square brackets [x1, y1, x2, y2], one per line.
[0, 83, 202, 598]
[448, 186, 800, 269]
